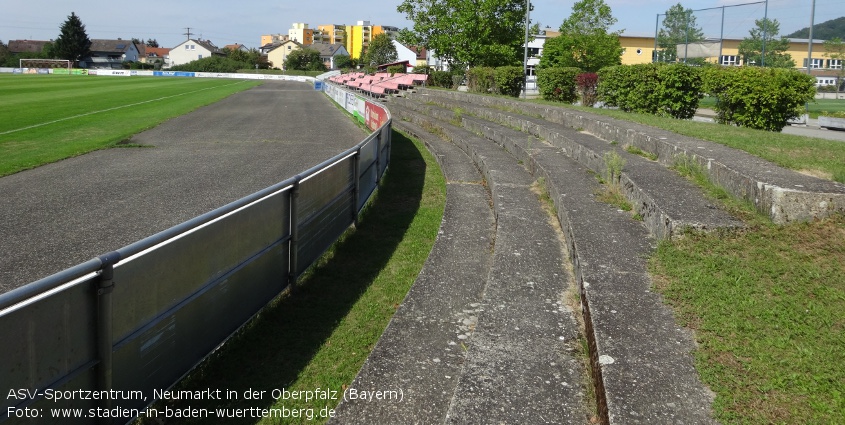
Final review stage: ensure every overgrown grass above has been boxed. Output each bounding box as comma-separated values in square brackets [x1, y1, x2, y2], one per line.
[649, 215, 845, 424]
[135, 130, 446, 424]
[0, 74, 261, 176]
[528, 98, 845, 183]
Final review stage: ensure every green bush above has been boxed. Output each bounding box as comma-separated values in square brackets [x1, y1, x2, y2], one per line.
[703, 66, 817, 132]
[387, 65, 406, 74]
[169, 56, 251, 73]
[466, 67, 496, 94]
[656, 64, 703, 119]
[494, 66, 525, 97]
[597, 63, 702, 119]
[431, 70, 453, 88]
[536, 67, 581, 103]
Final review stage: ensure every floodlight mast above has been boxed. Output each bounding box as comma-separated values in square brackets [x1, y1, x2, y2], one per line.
[522, 0, 530, 99]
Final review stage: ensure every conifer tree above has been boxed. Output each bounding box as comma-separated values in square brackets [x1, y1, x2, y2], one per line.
[54, 12, 91, 64]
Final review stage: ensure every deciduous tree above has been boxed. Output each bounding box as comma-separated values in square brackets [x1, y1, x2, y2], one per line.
[53, 12, 91, 64]
[363, 33, 397, 66]
[397, 0, 529, 68]
[657, 3, 705, 63]
[823, 37, 845, 93]
[739, 18, 795, 68]
[540, 0, 622, 72]
[284, 48, 327, 71]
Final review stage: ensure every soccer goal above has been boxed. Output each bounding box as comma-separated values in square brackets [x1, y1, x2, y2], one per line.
[19, 58, 72, 71]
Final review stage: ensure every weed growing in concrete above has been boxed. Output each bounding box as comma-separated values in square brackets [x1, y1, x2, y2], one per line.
[624, 145, 658, 161]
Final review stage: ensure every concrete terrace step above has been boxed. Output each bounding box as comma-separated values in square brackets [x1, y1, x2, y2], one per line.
[332, 115, 588, 423]
[410, 88, 845, 224]
[398, 92, 743, 240]
[389, 97, 717, 424]
[331, 119, 494, 424]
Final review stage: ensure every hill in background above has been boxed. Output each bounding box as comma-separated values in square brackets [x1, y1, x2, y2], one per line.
[787, 16, 845, 40]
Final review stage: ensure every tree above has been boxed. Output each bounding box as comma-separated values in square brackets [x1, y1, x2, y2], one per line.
[53, 12, 91, 64]
[0, 41, 10, 66]
[363, 33, 397, 66]
[397, 0, 529, 68]
[823, 37, 845, 93]
[146, 39, 159, 48]
[540, 0, 622, 72]
[284, 48, 327, 71]
[657, 3, 705, 63]
[334, 54, 353, 69]
[738, 18, 795, 68]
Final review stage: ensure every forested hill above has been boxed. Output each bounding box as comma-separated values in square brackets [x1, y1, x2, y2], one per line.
[787, 16, 845, 40]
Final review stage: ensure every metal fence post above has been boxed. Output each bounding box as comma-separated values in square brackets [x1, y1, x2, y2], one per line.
[96, 251, 119, 424]
[288, 178, 301, 292]
[352, 148, 361, 225]
[374, 132, 382, 186]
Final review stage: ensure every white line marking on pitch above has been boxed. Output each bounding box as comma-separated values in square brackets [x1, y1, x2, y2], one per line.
[0, 81, 247, 136]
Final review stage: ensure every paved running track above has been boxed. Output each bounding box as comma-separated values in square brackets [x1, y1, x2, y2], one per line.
[0, 80, 368, 292]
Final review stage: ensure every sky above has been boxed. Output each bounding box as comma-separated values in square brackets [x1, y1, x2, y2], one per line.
[1, 0, 840, 49]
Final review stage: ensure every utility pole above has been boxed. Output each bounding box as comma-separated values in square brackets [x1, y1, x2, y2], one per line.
[184, 27, 193, 41]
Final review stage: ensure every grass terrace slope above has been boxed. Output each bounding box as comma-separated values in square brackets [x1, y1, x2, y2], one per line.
[0, 74, 262, 176]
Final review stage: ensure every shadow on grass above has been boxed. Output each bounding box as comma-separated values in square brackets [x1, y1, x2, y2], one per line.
[140, 130, 429, 423]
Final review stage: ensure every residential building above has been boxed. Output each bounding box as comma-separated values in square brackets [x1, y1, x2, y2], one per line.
[289, 23, 314, 46]
[224, 44, 248, 52]
[261, 34, 288, 47]
[7, 40, 51, 55]
[266, 40, 303, 69]
[310, 43, 349, 69]
[318, 24, 346, 45]
[169, 39, 224, 66]
[393, 41, 418, 71]
[141, 47, 171, 68]
[407, 46, 429, 68]
[81, 39, 140, 69]
[345, 21, 395, 60]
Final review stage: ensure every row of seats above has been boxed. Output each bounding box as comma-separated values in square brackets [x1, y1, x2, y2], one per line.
[328, 72, 429, 97]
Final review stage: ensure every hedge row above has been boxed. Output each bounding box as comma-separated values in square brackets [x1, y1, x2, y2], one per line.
[702, 67, 816, 132]
[466, 66, 525, 97]
[597, 63, 702, 119]
[536, 63, 816, 131]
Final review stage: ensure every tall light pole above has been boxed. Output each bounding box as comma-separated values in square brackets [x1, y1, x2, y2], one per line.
[806, 0, 816, 75]
[523, 0, 530, 99]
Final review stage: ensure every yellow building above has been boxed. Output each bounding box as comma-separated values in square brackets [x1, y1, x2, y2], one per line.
[342, 21, 400, 59]
[619, 34, 838, 69]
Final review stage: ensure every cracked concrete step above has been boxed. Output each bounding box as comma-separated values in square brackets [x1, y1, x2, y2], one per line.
[391, 98, 717, 423]
[411, 88, 845, 223]
[398, 93, 743, 240]
[391, 103, 590, 423]
[330, 120, 495, 424]
[528, 146, 717, 425]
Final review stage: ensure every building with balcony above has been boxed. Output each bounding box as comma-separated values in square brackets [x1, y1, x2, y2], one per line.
[289, 23, 314, 46]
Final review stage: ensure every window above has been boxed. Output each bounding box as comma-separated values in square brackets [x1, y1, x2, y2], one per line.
[829, 59, 842, 70]
[198, 55, 203, 59]
[803, 58, 823, 69]
[720, 55, 739, 66]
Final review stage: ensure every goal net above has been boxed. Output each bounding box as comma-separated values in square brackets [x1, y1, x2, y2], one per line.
[19, 59, 72, 72]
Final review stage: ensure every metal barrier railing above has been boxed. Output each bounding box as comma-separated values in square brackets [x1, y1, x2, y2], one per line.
[0, 83, 390, 424]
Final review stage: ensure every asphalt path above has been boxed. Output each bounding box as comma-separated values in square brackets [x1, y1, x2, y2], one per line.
[0, 80, 367, 292]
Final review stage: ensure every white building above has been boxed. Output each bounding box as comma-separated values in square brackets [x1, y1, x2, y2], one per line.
[169, 39, 223, 67]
